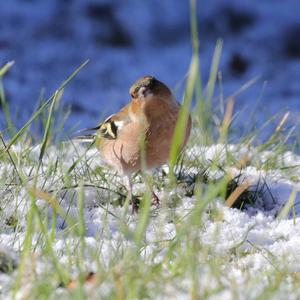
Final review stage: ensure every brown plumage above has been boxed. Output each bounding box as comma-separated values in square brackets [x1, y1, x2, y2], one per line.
[79, 76, 192, 212]
[96, 76, 191, 173]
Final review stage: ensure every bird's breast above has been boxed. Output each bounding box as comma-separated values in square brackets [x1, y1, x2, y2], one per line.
[97, 99, 191, 174]
[97, 122, 145, 174]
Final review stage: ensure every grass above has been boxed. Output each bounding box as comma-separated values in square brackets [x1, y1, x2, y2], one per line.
[1, 1, 300, 299]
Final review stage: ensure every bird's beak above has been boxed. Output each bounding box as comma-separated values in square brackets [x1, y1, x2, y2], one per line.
[71, 125, 101, 142]
[73, 125, 101, 136]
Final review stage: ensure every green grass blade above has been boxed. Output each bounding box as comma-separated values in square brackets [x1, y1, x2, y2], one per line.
[0, 61, 15, 78]
[134, 184, 151, 247]
[277, 188, 297, 220]
[169, 0, 200, 173]
[169, 54, 197, 171]
[205, 39, 223, 103]
[6, 60, 89, 150]
[39, 90, 63, 162]
[0, 62, 16, 136]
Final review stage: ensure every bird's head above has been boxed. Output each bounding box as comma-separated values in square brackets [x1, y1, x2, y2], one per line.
[129, 76, 172, 100]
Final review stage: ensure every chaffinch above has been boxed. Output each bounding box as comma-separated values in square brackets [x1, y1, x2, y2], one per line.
[78, 75, 192, 212]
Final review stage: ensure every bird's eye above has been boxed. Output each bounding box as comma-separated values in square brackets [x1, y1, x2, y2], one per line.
[132, 87, 139, 97]
[147, 81, 153, 88]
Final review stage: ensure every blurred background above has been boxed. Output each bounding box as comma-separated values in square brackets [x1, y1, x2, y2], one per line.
[0, 0, 300, 133]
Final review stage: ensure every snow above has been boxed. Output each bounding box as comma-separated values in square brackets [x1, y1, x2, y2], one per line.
[1, 143, 300, 298]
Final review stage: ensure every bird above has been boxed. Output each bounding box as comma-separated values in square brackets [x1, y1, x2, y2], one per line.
[76, 75, 192, 212]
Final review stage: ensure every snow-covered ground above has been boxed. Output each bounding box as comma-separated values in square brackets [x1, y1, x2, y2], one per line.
[1, 143, 300, 298]
[1, 0, 300, 132]
[1, 0, 300, 298]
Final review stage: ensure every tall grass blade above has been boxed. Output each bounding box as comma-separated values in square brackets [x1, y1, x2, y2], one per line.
[205, 39, 223, 103]
[277, 188, 297, 220]
[0, 61, 16, 136]
[6, 60, 89, 150]
[0, 61, 15, 78]
[169, 0, 200, 173]
[39, 90, 63, 162]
